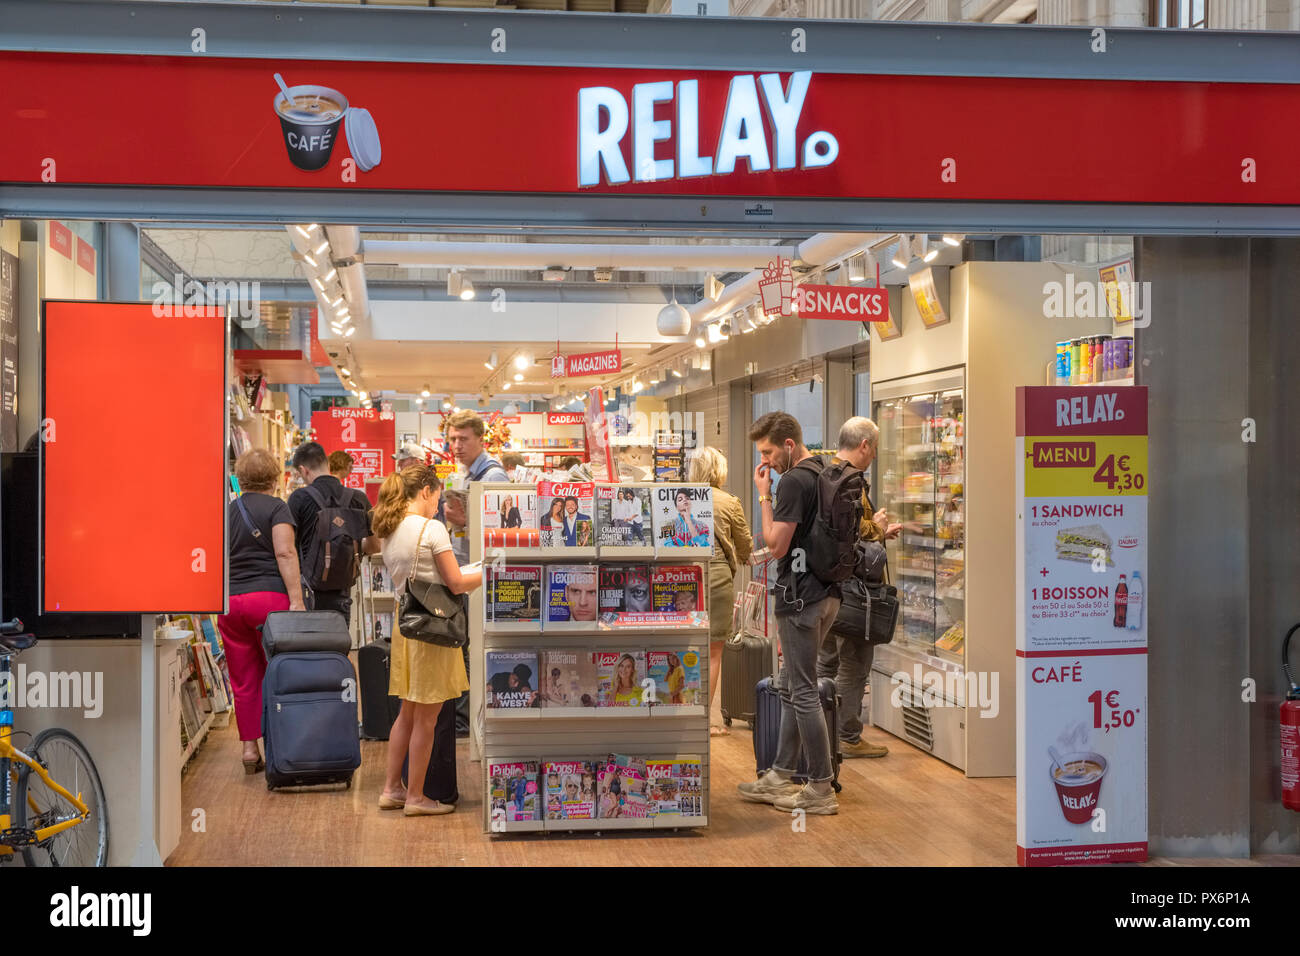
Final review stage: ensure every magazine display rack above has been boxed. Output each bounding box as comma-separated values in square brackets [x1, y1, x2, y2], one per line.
[471, 482, 712, 833]
[357, 553, 396, 648]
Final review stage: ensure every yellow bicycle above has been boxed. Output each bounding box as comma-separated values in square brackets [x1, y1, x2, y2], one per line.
[1, 620, 108, 867]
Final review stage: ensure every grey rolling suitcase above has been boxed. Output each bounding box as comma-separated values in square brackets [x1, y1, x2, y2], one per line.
[720, 632, 773, 727]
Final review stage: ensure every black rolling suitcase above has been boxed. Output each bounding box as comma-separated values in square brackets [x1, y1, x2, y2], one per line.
[261, 610, 361, 790]
[358, 637, 402, 740]
[753, 676, 842, 793]
[400, 701, 460, 805]
[720, 632, 773, 727]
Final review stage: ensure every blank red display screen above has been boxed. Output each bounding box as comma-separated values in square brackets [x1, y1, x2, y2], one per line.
[43, 301, 226, 613]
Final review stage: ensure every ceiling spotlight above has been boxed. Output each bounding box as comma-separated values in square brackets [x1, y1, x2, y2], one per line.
[846, 252, 866, 282]
[923, 246, 940, 263]
[339, 367, 350, 376]
[484, 350, 498, 371]
[707, 323, 722, 344]
[542, 267, 567, 282]
[453, 405, 462, 413]
[344, 327, 355, 337]
[307, 223, 320, 234]
[358, 390, 368, 401]
[442, 398, 452, 410]
[593, 266, 614, 283]
[421, 385, 431, 397]
[503, 382, 512, 391]
[312, 277, 325, 292]
[459, 277, 475, 301]
[322, 268, 338, 283]
[336, 314, 352, 326]
[694, 334, 706, 349]
[513, 372, 524, 382]
[671, 368, 683, 378]
[302, 253, 318, 269]
[330, 325, 343, 336]
[295, 225, 313, 239]
[943, 234, 963, 247]
[514, 353, 531, 371]
[447, 271, 464, 298]
[314, 240, 329, 255]
[631, 379, 644, 394]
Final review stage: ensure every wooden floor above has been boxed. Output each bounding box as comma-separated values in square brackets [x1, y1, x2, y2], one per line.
[168, 709, 1290, 867]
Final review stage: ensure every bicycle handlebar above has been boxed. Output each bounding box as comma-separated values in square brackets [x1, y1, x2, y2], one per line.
[0, 619, 23, 636]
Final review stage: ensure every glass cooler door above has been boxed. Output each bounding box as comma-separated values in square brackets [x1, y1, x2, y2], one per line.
[873, 379, 965, 669]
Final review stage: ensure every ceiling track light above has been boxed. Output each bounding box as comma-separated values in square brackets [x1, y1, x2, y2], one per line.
[459, 277, 475, 301]
[339, 366, 350, 376]
[322, 268, 337, 283]
[344, 327, 355, 337]
[891, 235, 910, 270]
[314, 240, 330, 255]
[943, 234, 963, 247]
[421, 385, 431, 397]
[330, 295, 344, 308]
[302, 253, 318, 269]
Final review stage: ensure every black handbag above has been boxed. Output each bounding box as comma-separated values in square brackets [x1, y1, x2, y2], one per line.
[866, 560, 899, 646]
[397, 520, 468, 648]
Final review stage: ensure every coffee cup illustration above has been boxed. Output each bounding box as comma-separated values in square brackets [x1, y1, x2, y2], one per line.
[273, 74, 381, 173]
[1050, 751, 1107, 824]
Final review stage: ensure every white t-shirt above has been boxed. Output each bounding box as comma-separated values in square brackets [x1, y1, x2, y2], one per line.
[381, 514, 452, 595]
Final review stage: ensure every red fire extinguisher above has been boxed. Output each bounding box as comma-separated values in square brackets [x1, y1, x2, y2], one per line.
[1283, 623, 1300, 811]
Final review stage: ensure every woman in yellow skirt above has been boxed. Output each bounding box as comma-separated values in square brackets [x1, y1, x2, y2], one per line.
[372, 466, 483, 816]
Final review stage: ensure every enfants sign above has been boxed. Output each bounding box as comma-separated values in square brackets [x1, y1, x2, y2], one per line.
[578, 71, 838, 187]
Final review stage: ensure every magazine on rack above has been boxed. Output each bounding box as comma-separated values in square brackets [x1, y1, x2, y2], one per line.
[486, 650, 541, 708]
[596, 754, 649, 819]
[598, 563, 652, 621]
[539, 649, 600, 708]
[537, 480, 595, 548]
[651, 484, 713, 549]
[485, 565, 542, 624]
[594, 485, 652, 548]
[543, 760, 599, 820]
[489, 761, 540, 822]
[651, 565, 704, 619]
[545, 564, 600, 625]
[594, 649, 646, 707]
[645, 649, 701, 705]
[482, 488, 539, 548]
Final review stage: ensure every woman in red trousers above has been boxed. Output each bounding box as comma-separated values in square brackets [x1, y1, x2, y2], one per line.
[219, 448, 306, 774]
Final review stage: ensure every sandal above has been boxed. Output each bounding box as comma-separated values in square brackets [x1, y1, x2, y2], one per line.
[378, 790, 407, 810]
[710, 725, 731, 737]
[242, 755, 265, 774]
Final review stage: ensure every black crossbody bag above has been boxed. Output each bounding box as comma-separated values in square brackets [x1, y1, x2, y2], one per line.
[397, 519, 468, 648]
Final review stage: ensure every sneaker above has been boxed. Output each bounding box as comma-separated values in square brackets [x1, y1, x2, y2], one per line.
[737, 771, 802, 805]
[842, 738, 889, 758]
[773, 784, 839, 815]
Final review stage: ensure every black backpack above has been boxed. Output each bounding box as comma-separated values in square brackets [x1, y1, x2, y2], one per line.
[793, 456, 865, 585]
[302, 483, 368, 592]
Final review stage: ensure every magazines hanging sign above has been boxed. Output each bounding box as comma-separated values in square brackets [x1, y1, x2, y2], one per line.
[552, 349, 623, 378]
[1015, 385, 1149, 867]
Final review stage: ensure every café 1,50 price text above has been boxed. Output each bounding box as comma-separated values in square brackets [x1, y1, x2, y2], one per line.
[1089, 689, 1139, 733]
[1092, 453, 1144, 494]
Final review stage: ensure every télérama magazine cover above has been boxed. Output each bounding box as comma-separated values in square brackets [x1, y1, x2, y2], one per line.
[489, 761, 540, 822]
[651, 484, 713, 549]
[537, 480, 595, 548]
[595, 484, 652, 548]
[543, 760, 599, 820]
[539, 649, 600, 708]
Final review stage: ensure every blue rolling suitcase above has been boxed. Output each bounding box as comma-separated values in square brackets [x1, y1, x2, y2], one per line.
[261, 610, 361, 790]
[754, 676, 842, 793]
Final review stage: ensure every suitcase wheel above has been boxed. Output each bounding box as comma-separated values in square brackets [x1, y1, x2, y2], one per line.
[345, 779, 352, 790]
[723, 716, 732, 727]
[832, 781, 842, 794]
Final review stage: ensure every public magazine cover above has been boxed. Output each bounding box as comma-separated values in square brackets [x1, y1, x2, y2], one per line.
[489, 761, 540, 822]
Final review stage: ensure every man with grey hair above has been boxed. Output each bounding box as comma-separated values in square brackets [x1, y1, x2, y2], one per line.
[821, 417, 899, 758]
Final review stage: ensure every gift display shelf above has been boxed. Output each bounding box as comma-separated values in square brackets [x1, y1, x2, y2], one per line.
[470, 482, 712, 835]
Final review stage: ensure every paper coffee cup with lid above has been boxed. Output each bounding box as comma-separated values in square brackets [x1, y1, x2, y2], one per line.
[273, 75, 381, 173]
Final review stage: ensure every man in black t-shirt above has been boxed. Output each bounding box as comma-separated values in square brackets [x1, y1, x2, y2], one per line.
[288, 442, 379, 620]
[737, 412, 841, 817]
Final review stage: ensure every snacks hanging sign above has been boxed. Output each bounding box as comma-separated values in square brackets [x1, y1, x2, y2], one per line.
[1015, 386, 1149, 867]
[793, 284, 889, 321]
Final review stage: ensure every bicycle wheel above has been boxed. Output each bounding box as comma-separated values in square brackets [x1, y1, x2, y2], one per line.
[15, 728, 109, 867]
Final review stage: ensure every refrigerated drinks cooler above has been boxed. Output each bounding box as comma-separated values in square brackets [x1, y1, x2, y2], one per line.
[869, 369, 968, 770]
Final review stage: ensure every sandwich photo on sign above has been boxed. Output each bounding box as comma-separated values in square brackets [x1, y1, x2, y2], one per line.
[1055, 524, 1113, 566]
